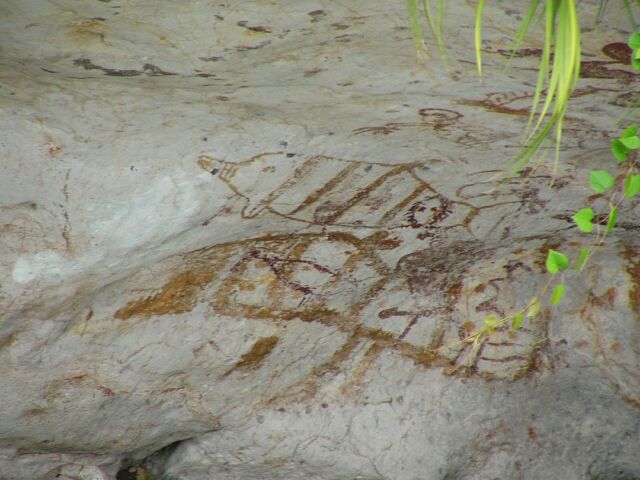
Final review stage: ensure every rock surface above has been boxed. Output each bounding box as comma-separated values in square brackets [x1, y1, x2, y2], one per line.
[1, 0, 639, 479]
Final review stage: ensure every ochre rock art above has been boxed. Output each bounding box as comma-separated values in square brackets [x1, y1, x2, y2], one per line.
[197, 152, 569, 239]
[198, 152, 445, 228]
[109, 151, 633, 409]
[116, 231, 554, 388]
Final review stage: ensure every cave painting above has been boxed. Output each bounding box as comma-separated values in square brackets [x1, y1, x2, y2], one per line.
[105, 149, 639, 408]
[117, 231, 553, 383]
[198, 151, 569, 240]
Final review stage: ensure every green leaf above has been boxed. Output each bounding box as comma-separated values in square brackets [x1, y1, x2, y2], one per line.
[629, 33, 640, 50]
[633, 56, 640, 71]
[546, 249, 569, 274]
[551, 283, 566, 305]
[589, 170, 615, 193]
[572, 208, 595, 233]
[575, 247, 590, 270]
[484, 314, 499, 328]
[620, 124, 639, 138]
[606, 206, 618, 232]
[624, 174, 640, 198]
[527, 297, 540, 318]
[611, 139, 630, 163]
[620, 136, 640, 150]
[512, 312, 525, 330]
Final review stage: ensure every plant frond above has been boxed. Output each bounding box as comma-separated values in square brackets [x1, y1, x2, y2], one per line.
[406, 0, 448, 63]
[503, 0, 541, 71]
[413, 0, 584, 176]
[422, 0, 448, 63]
[407, 0, 428, 56]
[510, 0, 580, 176]
[475, 0, 486, 78]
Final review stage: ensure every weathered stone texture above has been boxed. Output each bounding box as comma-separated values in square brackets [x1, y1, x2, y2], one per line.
[1, 0, 639, 479]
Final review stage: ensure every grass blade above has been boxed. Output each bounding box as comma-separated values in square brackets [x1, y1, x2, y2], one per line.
[475, 0, 486, 78]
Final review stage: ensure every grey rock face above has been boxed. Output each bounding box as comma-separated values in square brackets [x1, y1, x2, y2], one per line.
[1, 0, 639, 479]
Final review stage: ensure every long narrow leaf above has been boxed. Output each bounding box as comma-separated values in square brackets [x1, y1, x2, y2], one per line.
[525, 0, 556, 138]
[407, 0, 426, 54]
[421, 0, 447, 62]
[505, 0, 541, 70]
[518, 0, 580, 172]
[475, 0, 486, 78]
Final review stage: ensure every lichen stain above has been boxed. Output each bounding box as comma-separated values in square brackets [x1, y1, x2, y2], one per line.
[223, 336, 279, 377]
[115, 270, 214, 320]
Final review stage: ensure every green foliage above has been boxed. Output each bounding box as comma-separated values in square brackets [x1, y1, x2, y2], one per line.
[407, 0, 427, 56]
[546, 249, 569, 274]
[484, 314, 499, 328]
[461, 105, 640, 346]
[551, 284, 566, 305]
[572, 208, 595, 233]
[573, 122, 640, 244]
[575, 247, 590, 270]
[406, 0, 446, 61]
[624, 173, 640, 197]
[589, 170, 615, 193]
[510, 0, 581, 176]
[409, 0, 583, 175]
[475, 0, 486, 77]
[611, 125, 639, 162]
[512, 312, 525, 329]
[407, 18, 640, 351]
[526, 296, 541, 317]
[568, 119, 640, 273]
[606, 206, 618, 232]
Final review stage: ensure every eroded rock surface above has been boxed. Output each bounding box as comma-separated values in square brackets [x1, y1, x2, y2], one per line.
[1, 1, 639, 479]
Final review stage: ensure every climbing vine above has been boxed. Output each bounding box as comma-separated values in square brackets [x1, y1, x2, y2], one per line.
[469, 33, 640, 346]
[408, 3, 640, 357]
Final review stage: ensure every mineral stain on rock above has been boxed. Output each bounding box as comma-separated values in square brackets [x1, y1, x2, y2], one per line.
[115, 270, 214, 319]
[223, 336, 279, 377]
[396, 240, 488, 298]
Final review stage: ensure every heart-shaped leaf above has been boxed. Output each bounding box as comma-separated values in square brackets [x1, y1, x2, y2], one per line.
[589, 170, 615, 193]
[546, 249, 569, 275]
[629, 33, 640, 50]
[572, 208, 595, 233]
[620, 136, 640, 149]
[611, 139, 630, 163]
[620, 124, 639, 138]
